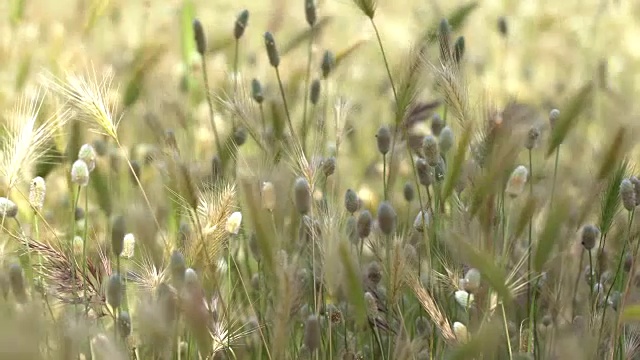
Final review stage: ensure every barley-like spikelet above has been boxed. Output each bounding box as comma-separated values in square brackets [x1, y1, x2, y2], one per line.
[44, 67, 120, 141]
[1, 87, 69, 191]
[406, 275, 456, 344]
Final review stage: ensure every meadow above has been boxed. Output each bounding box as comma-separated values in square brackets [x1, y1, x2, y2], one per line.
[1, 0, 640, 359]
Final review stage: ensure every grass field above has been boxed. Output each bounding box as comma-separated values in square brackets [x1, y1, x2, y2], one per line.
[2, 0, 640, 359]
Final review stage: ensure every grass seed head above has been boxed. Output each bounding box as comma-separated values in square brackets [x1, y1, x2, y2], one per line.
[261, 181, 276, 211]
[438, 19, 452, 63]
[29, 176, 46, 211]
[322, 157, 336, 177]
[439, 126, 454, 154]
[122, 233, 135, 259]
[321, 50, 335, 79]
[78, 144, 97, 172]
[352, 0, 377, 19]
[431, 114, 444, 136]
[403, 182, 414, 202]
[9, 264, 27, 303]
[415, 158, 433, 187]
[170, 250, 187, 286]
[525, 126, 540, 150]
[357, 210, 373, 239]
[621, 178, 636, 211]
[366, 261, 382, 286]
[377, 201, 396, 235]
[71, 159, 90, 187]
[225, 211, 242, 235]
[549, 108, 560, 129]
[454, 36, 465, 64]
[107, 273, 123, 309]
[631, 176, 640, 206]
[304, 315, 321, 352]
[251, 79, 264, 104]
[0, 197, 18, 218]
[413, 210, 429, 232]
[464, 268, 481, 293]
[192, 19, 207, 56]
[345, 189, 360, 214]
[376, 125, 391, 155]
[453, 322, 468, 342]
[233, 127, 248, 146]
[234, 10, 250, 40]
[310, 79, 321, 105]
[422, 135, 440, 167]
[305, 0, 317, 27]
[506, 165, 528, 198]
[264, 32, 280, 68]
[294, 177, 311, 215]
[581, 225, 599, 251]
[111, 215, 126, 257]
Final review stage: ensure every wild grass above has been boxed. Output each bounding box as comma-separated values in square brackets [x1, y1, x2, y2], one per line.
[1, 0, 640, 359]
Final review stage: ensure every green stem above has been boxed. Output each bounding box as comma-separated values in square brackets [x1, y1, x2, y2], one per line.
[301, 25, 314, 157]
[549, 146, 561, 207]
[274, 67, 296, 141]
[200, 54, 223, 158]
[82, 186, 89, 314]
[382, 154, 387, 200]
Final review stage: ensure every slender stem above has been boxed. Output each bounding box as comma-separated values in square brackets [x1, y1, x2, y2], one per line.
[301, 25, 314, 156]
[259, 104, 267, 138]
[501, 302, 514, 360]
[382, 154, 387, 200]
[588, 250, 594, 313]
[71, 185, 81, 315]
[527, 149, 535, 356]
[200, 55, 223, 157]
[274, 67, 296, 140]
[549, 146, 561, 207]
[82, 186, 89, 314]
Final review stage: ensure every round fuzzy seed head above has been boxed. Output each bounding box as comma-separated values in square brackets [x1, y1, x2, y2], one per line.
[505, 165, 528, 198]
[434, 158, 446, 182]
[261, 181, 276, 211]
[264, 32, 280, 68]
[322, 157, 336, 177]
[464, 268, 481, 293]
[170, 250, 186, 285]
[377, 201, 397, 236]
[403, 182, 414, 202]
[9, 264, 26, 303]
[75, 207, 85, 221]
[107, 273, 123, 309]
[118, 311, 132, 337]
[422, 135, 440, 167]
[366, 261, 382, 286]
[376, 125, 391, 155]
[185, 268, 199, 286]
[431, 114, 444, 136]
[78, 144, 97, 172]
[234, 9, 249, 39]
[453, 36, 465, 64]
[413, 210, 429, 232]
[438, 19, 452, 62]
[439, 126, 454, 154]
[93, 138, 108, 156]
[497, 16, 508, 37]
[111, 215, 126, 257]
[310, 79, 321, 105]
[549, 109, 560, 129]
[251, 78, 264, 104]
[415, 158, 433, 187]
[226, 211, 243, 235]
[293, 177, 311, 214]
[345, 189, 360, 214]
[305, 0, 317, 26]
[630, 176, 640, 206]
[29, 176, 46, 211]
[122, 233, 135, 259]
[454, 290, 474, 307]
[321, 50, 335, 79]
[192, 19, 207, 55]
[0, 197, 18, 218]
[581, 224, 600, 251]
[233, 127, 248, 146]
[524, 126, 540, 150]
[357, 210, 373, 239]
[303, 315, 321, 352]
[71, 159, 90, 187]
[621, 178, 636, 211]
[453, 322, 468, 342]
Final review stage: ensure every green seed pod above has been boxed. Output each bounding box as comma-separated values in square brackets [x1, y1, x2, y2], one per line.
[376, 125, 391, 155]
[322, 156, 336, 177]
[431, 114, 444, 136]
[453, 36, 465, 64]
[403, 182, 414, 202]
[251, 78, 264, 104]
[344, 189, 359, 214]
[581, 224, 599, 251]
[415, 158, 433, 187]
[118, 310, 132, 337]
[310, 79, 321, 105]
[305, 0, 317, 27]
[497, 16, 508, 37]
[549, 109, 560, 130]
[0, 197, 18, 218]
[111, 215, 126, 257]
[357, 210, 373, 239]
[377, 201, 396, 235]
[9, 264, 26, 303]
[303, 315, 321, 352]
[78, 144, 97, 172]
[422, 135, 440, 167]
[621, 179, 636, 211]
[294, 177, 311, 214]
[439, 126, 454, 154]
[192, 19, 207, 56]
[170, 250, 187, 286]
[264, 32, 280, 68]
[71, 159, 90, 187]
[234, 10, 249, 40]
[524, 126, 540, 150]
[107, 273, 122, 309]
[321, 50, 334, 79]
